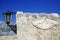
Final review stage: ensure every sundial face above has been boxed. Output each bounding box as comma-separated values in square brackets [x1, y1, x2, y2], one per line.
[32, 17, 59, 29]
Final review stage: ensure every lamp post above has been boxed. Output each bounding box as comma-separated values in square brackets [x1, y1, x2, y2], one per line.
[3, 11, 14, 26]
[3, 11, 17, 34]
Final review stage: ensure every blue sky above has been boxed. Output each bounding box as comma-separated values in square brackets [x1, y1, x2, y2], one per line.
[0, 0, 60, 22]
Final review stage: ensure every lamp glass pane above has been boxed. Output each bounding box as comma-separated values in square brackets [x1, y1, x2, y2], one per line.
[3, 14, 6, 22]
[10, 14, 13, 22]
[7, 15, 10, 22]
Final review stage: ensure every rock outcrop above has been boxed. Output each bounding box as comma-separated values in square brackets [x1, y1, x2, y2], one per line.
[0, 11, 60, 40]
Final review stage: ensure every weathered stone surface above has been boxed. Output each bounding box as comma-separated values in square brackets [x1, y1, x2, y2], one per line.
[0, 35, 17, 40]
[16, 11, 60, 40]
[0, 11, 60, 40]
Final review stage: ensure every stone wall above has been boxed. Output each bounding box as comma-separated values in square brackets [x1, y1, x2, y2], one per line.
[16, 11, 60, 40]
[0, 11, 60, 40]
[0, 35, 17, 40]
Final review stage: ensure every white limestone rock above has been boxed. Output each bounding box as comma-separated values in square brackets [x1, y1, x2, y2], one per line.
[32, 16, 59, 29]
[16, 11, 60, 40]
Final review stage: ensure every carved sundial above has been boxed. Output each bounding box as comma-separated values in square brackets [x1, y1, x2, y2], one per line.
[31, 17, 59, 30]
